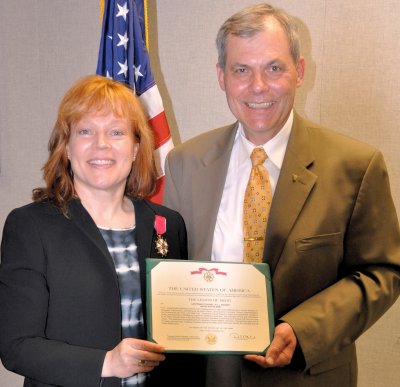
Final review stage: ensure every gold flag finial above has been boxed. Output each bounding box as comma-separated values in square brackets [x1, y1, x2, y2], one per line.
[143, 0, 149, 50]
[99, 0, 105, 23]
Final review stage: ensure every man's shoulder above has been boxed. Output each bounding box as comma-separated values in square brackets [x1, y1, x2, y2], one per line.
[312, 125, 377, 157]
[294, 114, 378, 156]
[169, 123, 237, 159]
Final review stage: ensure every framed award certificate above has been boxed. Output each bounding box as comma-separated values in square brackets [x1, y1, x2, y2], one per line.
[146, 259, 274, 354]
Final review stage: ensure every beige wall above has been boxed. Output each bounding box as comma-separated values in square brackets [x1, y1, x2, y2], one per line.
[0, 1, 399, 386]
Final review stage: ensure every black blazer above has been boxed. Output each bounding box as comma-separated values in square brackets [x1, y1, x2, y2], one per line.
[0, 198, 205, 387]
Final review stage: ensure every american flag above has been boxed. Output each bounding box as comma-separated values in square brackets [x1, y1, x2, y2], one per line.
[96, 0, 173, 204]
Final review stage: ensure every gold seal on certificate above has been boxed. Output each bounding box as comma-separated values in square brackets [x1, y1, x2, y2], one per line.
[146, 259, 274, 354]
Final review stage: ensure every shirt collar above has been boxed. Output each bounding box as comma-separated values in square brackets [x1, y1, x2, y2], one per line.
[237, 110, 293, 169]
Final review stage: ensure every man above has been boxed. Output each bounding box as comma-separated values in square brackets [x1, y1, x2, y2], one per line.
[164, 3, 400, 387]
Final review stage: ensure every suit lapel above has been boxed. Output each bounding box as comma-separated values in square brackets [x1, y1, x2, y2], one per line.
[133, 199, 157, 328]
[70, 198, 154, 263]
[264, 114, 317, 274]
[68, 199, 119, 286]
[191, 124, 238, 260]
[133, 199, 154, 261]
[132, 199, 153, 287]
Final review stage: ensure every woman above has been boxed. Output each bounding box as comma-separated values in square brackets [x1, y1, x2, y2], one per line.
[0, 75, 204, 386]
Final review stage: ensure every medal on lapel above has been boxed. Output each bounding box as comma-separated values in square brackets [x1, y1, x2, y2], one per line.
[154, 215, 168, 257]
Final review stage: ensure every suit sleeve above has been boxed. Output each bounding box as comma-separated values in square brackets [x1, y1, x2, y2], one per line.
[281, 150, 400, 369]
[0, 209, 106, 386]
[177, 211, 189, 260]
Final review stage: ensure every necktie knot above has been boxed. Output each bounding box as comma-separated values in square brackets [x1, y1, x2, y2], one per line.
[250, 147, 267, 166]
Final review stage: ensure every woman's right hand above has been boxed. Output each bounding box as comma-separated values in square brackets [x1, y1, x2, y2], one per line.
[101, 338, 166, 378]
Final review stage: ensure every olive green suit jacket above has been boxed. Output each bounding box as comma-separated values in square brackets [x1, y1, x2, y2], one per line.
[164, 113, 400, 387]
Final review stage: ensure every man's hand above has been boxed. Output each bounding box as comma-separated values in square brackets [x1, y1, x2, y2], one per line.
[244, 322, 297, 368]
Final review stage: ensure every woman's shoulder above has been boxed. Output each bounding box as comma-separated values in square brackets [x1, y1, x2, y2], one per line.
[7, 200, 59, 216]
[4, 201, 65, 228]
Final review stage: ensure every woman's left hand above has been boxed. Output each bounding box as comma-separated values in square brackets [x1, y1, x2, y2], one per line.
[101, 338, 166, 378]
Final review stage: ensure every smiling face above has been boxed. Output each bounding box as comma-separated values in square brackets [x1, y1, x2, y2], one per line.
[67, 110, 138, 198]
[217, 17, 304, 145]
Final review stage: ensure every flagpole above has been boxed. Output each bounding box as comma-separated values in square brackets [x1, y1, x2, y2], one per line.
[99, 0, 105, 22]
[143, 0, 150, 50]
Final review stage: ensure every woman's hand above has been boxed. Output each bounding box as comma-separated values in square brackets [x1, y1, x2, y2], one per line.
[244, 322, 297, 368]
[101, 338, 166, 378]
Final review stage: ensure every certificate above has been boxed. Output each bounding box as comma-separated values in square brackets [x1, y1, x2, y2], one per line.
[146, 259, 274, 354]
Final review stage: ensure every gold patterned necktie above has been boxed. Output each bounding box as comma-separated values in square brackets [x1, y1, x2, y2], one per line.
[243, 147, 272, 263]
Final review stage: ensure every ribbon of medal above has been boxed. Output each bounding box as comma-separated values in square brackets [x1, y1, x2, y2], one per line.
[154, 215, 168, 257]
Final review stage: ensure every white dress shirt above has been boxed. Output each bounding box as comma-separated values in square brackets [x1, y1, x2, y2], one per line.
[211, 111, 293, 262]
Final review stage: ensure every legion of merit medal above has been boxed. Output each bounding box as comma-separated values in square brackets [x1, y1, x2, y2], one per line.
[154, 215, 168, 257]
